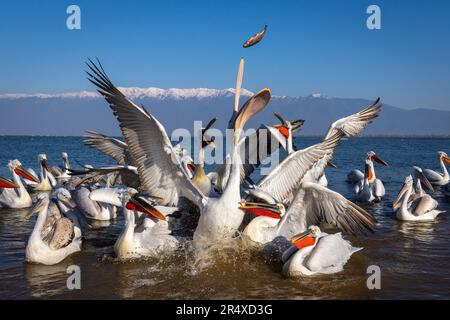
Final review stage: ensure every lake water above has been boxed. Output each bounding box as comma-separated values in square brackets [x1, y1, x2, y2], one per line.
[0, 136, 449, 299]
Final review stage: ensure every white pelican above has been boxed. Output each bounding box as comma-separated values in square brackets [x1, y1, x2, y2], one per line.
[31, 154, 57, 191]
[302, 98, 382, 187]
[281, 226, 362, 277]
[394, 175, 444, 221]
[72, 186, 117, 221]
[0, 160, 39, 209]
[89, 187, 180, 260]
[350, 151, 389, 203]
[423, 151, 450, 188]
[240, 182, 375, 245]
[85, 59, 270, 245]
[191, 117, 217, 196]
[49, 152, 71, 179]
[392, 166, 434, 211]
[25, 193, 82, 265]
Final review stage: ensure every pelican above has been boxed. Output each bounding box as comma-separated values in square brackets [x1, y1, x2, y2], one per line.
[393, 166, 434, 211]
[243, 25, 267, 48]
[394, 175, 444, 221]
[302, 98, 382, 187]
[240, 182, 375, 245]
[423, 151, 450, 188]
[49, 152, 71, 179]
[31, 154, 57, 191]
[25, 193, 82, 265]
[191, 117, 217, 196]
[350, 151, 388, 203]
[281, 226, 362, 277]
[72, 186, 117, 221]
[89, 187, 180, 260]
[0, 160, 39, 209]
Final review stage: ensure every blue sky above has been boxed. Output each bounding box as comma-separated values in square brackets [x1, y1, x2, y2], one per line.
[0, 0, 449, 110]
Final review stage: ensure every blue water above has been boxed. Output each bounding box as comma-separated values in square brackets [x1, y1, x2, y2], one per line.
[0, 136, 449, 299]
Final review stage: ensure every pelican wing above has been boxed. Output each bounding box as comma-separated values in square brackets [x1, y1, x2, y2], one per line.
[84, 131, 133, 165]
[86, 59, 205, 206]
[423, 169, 444, 184]
[277, 182, 376, 238]
[411, 195, 438, 216]
[324, 98, 381, 140]
[49, 217, 74, 250]
[257, 132, 342, 203]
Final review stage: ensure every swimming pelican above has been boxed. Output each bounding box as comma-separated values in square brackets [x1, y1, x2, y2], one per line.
[350, 151, 389, 203]
[0, 160, 39, 209]
[31, 154, 57, 191]
[49, 152, 71, 179]
[392, 166, 434, 211]
[281, 226, 362, 277]
[394, 175, 444, 221]
[86, 59, 275, 246]
[243, 25, 267, 48]
[191, 117, 217, 196]
[25, 193, 82, 265]
[89, 187, 180, 259]
[303, 98, 382, 187]
[240, 181, 375, 245]
[423, 151, 450, 188]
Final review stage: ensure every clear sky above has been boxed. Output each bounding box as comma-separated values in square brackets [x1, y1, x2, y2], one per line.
[0, 0, 449, 110]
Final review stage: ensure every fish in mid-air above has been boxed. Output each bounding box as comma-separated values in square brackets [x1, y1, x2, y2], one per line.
[243, 25, 267, 48]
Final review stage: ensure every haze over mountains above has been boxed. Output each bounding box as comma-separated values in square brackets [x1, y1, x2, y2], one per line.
[0, 88, 448, 137]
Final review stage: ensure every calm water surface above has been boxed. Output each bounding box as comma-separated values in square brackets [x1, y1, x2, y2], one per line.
[0, 136, 449, 299]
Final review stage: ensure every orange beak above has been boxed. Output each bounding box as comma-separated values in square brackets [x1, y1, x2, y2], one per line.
[442, 155, 450, 165]
[275, 125, 290, 139]
[14, 166, 39, 183]
[0, 176, 19, 188]
[291, 230, 316, 249]
[239, 201, 282, 219]
[126, 197, 166, 221]
[371, 155, 388, 166]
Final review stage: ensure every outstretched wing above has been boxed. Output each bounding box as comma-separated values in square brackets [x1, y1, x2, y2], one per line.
[84, 131, 133, 165]
[256, 132, 342, 203]
[86, 59, 205, 206]
[276, 182, 376, 238]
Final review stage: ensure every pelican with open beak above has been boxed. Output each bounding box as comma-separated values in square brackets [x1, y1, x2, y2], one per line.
[281, 226, 362, 277]
[423, 151, 450, 188]
[351, 151, 389, 203]
[31, 154, 57, 191]
[394, 175, 444, 221]
[90, 187, 180, 260]
[269, 113, 305, 155]
[0, 160, 38, 209]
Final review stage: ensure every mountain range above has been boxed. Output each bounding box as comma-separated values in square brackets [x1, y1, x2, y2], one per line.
[0, 88, 449, 137]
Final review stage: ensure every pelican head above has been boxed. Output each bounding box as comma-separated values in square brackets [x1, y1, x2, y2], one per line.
[8, 159, 40, 183]
[273, 112, 292, 140]
[412, 166, 434, 192]
[366, 151, 389, 166]
[239, 200, 285, 219]
[26, 193, 49, 219]
[52, 188, 76, 209]
[125, 192, 166, 221]
[438, 151, 450, 165]
[62, 152, 69, 160]
[393, 175, 414, 209]
[201, 117, 218, 149]
[291, 225, 321, 250]
[38, 154, 51, 173]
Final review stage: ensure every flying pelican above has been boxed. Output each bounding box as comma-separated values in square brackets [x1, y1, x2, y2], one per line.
[25, 193, 82, 265]
[31, 154, 57, 191]
[240, 181, 375, 245]
[89, 187, 180, 259]
[243, 25, 267, 48]
[349, 151, 389, 203]
[0, 160, 39, 209]
[423, 151, 450, 188]
[281, 226, 362, 277]
[49, 152, 71, 179]
[191, 117, 217, 196]
[392, 166, 434, 211]
[85, 59, 270, 245]
[394, 175, 444, 221]
[302, 98, 382, 187]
